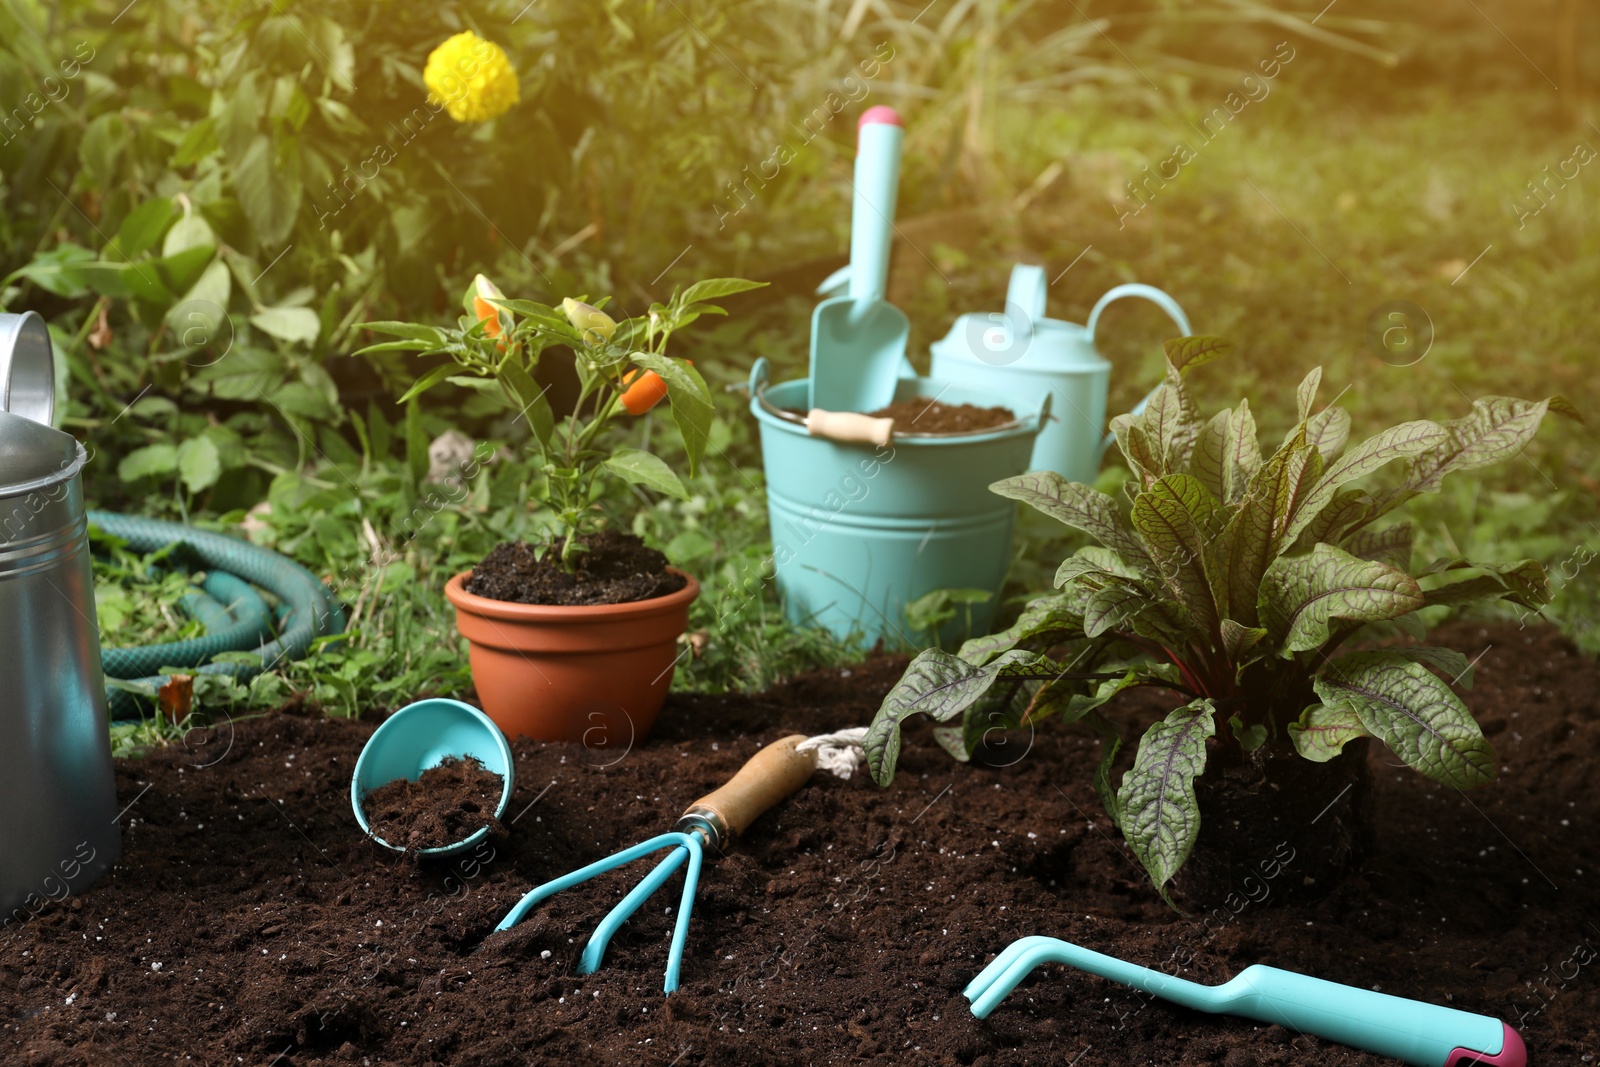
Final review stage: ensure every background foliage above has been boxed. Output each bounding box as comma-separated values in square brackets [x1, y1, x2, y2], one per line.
[1, 0, 1595, 719]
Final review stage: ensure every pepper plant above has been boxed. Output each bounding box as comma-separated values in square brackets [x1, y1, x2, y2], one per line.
[864, 337, 1579, 900]
[356, 275, 764, 568]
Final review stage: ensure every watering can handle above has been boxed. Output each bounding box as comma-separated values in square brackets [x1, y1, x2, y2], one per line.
[1087, 285, 1192, 458]
[0, 310, 58, 427]
[1085, 284, 1191, 342]
[680, 735, 818, 846]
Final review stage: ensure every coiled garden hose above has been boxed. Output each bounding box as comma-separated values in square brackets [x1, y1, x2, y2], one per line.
[88, 511, 346, 719]
[99, 569, 275, 679]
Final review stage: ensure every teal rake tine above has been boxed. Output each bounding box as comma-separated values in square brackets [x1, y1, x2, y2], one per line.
[578, 835, 706, 993]
[490, 736, 823, 998]
[578, 846, 690, 976]
[493, 831, 705, 993]
[660, 838, 705, 994]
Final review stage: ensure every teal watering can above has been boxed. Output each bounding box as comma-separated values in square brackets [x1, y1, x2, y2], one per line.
[929, 265, 1191, 483]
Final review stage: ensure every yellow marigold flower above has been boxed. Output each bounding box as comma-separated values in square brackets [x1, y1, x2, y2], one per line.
[424, 31, 519, 124]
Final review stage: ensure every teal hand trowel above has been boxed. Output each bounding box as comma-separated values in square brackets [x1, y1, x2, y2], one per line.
[808, 106, 908, 413]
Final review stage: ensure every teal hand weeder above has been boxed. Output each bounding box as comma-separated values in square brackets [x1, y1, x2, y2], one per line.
[489, 736, 819, 993]
[965, 936, 1525, 1067]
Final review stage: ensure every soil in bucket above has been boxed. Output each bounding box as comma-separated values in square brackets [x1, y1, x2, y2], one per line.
[361, 756, 506, 852]
[463, 529, 686, 606]
[866, 398, 1014, 433]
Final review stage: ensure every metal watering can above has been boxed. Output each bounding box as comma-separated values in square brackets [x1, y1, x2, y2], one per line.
[929, 265, 1191, 483]
[0, 311, 121, 922]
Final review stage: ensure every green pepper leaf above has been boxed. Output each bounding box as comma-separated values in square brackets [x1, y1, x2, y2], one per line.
[630, 353, 713, 477]
[677, 277, 768, 305]
[603, 448, 689, 500]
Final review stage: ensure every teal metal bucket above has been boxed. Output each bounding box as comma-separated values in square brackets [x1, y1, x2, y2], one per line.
[748, 358, 1046, 647]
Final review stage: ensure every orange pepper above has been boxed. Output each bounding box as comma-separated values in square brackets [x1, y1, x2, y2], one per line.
[472, 296, 504, 340]
[619, 360, 691, 415]
[471, 275, 508, 352]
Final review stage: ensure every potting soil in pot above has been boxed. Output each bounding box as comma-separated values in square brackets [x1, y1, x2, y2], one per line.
[463, 529, 687, 606]
[2, 620, 1595, 1065]
[361, 756, 506, 852]
[865, 398, 1014, 433]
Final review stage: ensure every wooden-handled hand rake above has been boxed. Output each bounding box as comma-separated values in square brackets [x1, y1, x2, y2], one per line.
[491, 733, 854, 993]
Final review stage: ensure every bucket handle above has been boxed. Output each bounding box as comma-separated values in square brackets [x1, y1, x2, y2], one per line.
[1086, 284, 1192, 461]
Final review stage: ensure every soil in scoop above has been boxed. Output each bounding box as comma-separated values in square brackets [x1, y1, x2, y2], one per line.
[867, 398, 1015, 433]
[3, 620, 1596, 1065]
[361, 756, 505, 853]
[464, 529, 687, 606]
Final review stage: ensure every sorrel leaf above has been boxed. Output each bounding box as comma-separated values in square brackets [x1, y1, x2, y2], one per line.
[865, 649, 1061, 784]
[1342, 522, 1414, 570]
[1417, 557, 1549, 610]
[1407, 396, 1578, 493]
[956, 594, 1085, 666]
[1216, 436, 1322, 624]
[1287, 702, 1369, 762]
[1314, 651, 1497, 787]
[1191, 400, 1260, 505]
[1116, 698, 1216, 902]
[1258, 543, 1424, 654]
[990, 471, 1149, 567]
[1129, 474, 1221, 629]
[1281, 420, 1447, 548]
[1391, 645, 1477, 689]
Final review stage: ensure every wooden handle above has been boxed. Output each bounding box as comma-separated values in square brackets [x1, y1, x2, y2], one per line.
[806, 408, 894, 447]
[681, 735, 817, 844]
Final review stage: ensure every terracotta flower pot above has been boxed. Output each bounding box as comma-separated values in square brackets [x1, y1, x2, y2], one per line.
[443, 569, 700, 745]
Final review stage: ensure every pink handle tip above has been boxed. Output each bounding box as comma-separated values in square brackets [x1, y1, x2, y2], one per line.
[1445, 1024, 1526, 1067]
[858, 106, 902, 128]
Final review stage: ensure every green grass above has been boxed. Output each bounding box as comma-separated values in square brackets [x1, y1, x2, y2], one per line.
[90, 28, 1600, 717]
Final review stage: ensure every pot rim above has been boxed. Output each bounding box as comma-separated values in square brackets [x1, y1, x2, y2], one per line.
[444, 567, 700, 621]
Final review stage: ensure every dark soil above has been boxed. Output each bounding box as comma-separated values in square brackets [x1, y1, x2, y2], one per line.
[2, 620, 1597, 1066]
[866, 399, 1016, 434]
[361, 757, 507, 854]
[1176, 737, 1376, 907]
[464, 530, 687, 606]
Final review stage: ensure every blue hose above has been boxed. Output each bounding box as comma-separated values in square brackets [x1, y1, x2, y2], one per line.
[89, 512, 346, 719]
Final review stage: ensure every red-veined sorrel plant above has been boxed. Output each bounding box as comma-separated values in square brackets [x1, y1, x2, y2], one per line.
[865, 337, 1579, 901]
[356, 275, 765, 569]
